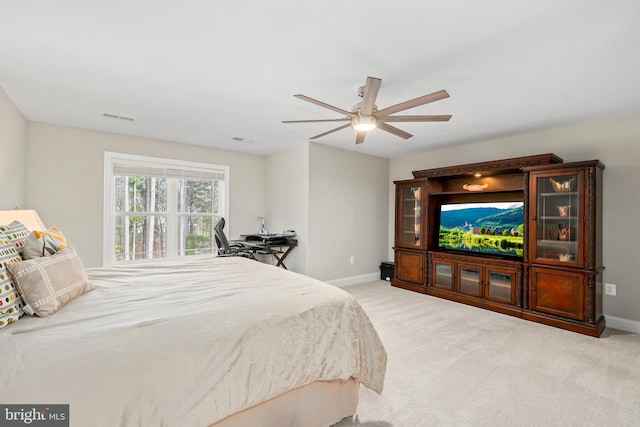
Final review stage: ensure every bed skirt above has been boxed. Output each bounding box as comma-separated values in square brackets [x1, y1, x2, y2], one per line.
[211, 379, 359, 427]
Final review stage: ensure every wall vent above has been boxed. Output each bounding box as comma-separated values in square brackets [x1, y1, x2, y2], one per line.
[231, 136, 254, 143]
[103, 113, 135, 122]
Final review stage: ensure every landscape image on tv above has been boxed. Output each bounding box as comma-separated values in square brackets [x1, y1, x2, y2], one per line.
[438, 202, 524, 256]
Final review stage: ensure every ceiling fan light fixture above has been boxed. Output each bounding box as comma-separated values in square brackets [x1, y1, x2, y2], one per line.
[284, 77, 451, 145]
[352, 115, 377, 131]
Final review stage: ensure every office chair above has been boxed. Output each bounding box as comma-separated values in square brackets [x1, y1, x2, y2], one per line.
[214, 218, 256, 260]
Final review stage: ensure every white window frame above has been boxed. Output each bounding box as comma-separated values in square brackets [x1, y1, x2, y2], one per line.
[103, 152, 230, 266]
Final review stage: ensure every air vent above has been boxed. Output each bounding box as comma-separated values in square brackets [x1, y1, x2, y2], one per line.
[103, 113, 135, 122]
[231, 136, 254, 143]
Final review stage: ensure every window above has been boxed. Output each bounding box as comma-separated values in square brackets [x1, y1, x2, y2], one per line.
[104, 152, 229, 265]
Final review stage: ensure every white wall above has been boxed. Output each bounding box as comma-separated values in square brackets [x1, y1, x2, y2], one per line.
[264, 142, 390, 281]
[264, 143, 309, 273]
[389, 112, 640, 324]
[308, 143, 389, 282]
[25, 122, 265, 268]
[0, 87, 27, 210]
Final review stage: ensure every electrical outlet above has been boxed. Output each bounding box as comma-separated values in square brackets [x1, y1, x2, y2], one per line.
[604, 283, 617, 296]
[350, 256, 355, 264]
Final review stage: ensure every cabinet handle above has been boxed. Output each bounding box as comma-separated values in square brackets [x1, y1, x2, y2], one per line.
[532, 216, 537, 220]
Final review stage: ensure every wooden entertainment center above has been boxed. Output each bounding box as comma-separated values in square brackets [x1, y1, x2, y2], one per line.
[392, 153, 605, 337]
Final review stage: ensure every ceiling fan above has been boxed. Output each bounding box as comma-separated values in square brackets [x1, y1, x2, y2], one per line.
[283, 76, 452, 145]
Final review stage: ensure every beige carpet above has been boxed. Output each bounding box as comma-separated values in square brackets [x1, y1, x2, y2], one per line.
[333, 281, 640, 427]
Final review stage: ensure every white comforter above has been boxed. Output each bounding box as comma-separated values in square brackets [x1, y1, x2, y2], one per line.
[0, 257, 386, 426]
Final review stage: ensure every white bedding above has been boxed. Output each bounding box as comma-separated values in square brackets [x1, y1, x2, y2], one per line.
[0, 256, 386, 426]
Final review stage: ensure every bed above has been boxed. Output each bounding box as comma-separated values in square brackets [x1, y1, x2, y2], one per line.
[0, 255, 387, 426]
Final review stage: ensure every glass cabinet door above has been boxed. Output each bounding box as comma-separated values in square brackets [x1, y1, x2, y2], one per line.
[433, 260, 454, 290]
[485, 269, 515, 304]
[532, 171, 581, 266]
[398, 184, 423, 247]
[458, 264, 482, 297]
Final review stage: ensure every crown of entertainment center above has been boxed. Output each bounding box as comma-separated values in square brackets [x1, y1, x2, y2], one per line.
[392, 153, 605, 337]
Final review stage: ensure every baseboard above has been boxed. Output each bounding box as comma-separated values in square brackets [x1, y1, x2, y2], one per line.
[605, 315, 640, 334]
[328, 272, 381, 288]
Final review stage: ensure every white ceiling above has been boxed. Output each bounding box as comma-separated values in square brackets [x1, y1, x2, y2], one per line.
[1, 1, 639, 159]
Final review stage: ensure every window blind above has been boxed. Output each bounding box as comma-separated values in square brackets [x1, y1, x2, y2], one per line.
[112, 163, 225, 181]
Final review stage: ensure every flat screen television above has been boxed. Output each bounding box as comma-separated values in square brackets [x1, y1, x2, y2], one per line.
[438, 201, 524, 257]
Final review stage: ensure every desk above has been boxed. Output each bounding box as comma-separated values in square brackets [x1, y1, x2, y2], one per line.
[247, 241, 297, 270]
[239, 234, 298, 270]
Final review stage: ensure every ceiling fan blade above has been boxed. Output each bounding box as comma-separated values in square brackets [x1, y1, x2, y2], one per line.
[375, 90, 450, 117]
[377, 122, 413, 139]
[355, 131, 366, 145]
[382, 114, 452, 122]
[310, 123, 351, 140]
[294, 94, 356, 118]
[359, 77, 382, 116]
[282, 118, 351, 124]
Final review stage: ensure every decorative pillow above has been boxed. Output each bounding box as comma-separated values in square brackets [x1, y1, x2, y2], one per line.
[0, 220, 31, 259]
[7, 246, 94, 317]
[0, 230, 24, 328]
[22, 226, 70, 260]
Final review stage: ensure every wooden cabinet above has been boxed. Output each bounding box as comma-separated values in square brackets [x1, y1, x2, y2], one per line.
[528, 168, 585, 267]
[395, 181, 426, 249]
[392, 181, 427, 293]
[428, 252, 521, 314]
[523, 161, 605, 336]
[392, 154, 605, 337]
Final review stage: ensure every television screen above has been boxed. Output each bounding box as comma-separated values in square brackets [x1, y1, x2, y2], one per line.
[438, 202, 524, 257]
